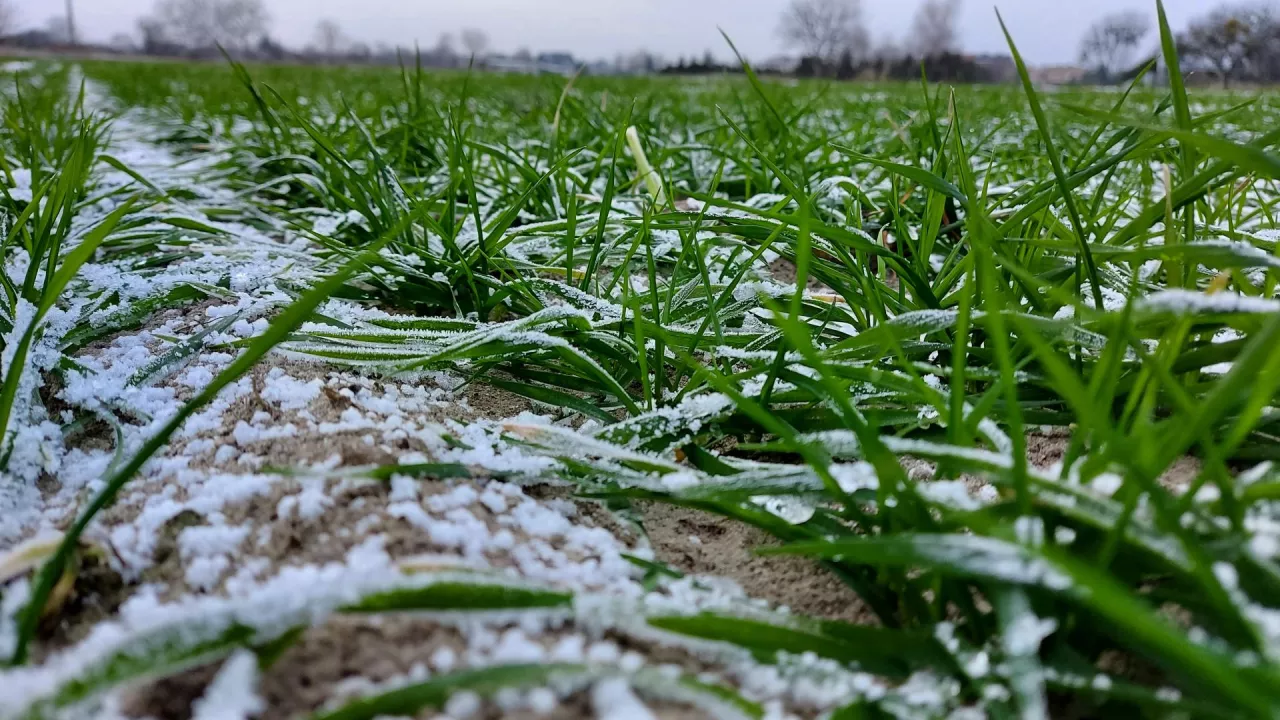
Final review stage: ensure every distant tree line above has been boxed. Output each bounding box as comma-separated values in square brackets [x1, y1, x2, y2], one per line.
[660, 52, 736, 75]
[135, 0, 270, 56]
[1178, 2, 1280, 86]
[774, 0, 1008, 82]
[790, 49, 999, 82]
[771, 0, 1280, 87]
[8, 0, 1280, 87]
[115, 0, 507, 69]
[1076, 3, 1280, 88]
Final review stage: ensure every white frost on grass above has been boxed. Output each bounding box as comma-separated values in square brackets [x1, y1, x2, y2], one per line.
[591, 677, 657, 720]
[0, 577, 30, 659]
[179, 525, 251, 591]
[260, 368, 324, 410]
[3, 167, 32, 203]
[0, 537, 583, 717]
[1138, 289, 1280, 315]
[15, 70, 1280, 720]
[191, 650, 264, 720]
[595, 391, 734, 449]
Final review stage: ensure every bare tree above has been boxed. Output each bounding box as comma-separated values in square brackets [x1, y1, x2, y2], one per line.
[214, 0, 269, 50]
[138, 17, 166, 53]
[777, 0, 869, 63]
[460, 28, 489, 59]
[1242, 4, 1280, 80]
[1079, 11, 1150, 80]
[149, 0, 205, 48]
[313, 18, 346, 56]
[433, 32, 458, 66]
[909, 0, 962, 57]
[1179, 3, 1270, 87]
[145, 0, 270, 52]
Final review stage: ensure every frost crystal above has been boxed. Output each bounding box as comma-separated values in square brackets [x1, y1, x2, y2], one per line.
[191, 650, 264, 720]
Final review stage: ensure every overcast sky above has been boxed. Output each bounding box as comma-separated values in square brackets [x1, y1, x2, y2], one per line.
[15, 0, 1219, 65]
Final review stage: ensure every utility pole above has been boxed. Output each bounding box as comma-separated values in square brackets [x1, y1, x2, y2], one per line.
[65, 0, 77, 45]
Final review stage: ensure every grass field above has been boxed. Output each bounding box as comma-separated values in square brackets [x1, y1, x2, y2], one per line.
[2, 7, 1280, 718]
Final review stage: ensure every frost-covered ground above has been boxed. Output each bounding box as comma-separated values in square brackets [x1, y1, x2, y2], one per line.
[1, 69, 965, 720]
[3, 56, 1280, 720]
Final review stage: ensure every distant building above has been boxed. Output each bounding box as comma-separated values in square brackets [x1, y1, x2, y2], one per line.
[486, 54, 538, 74]
[536, 52, 578, 75]
[537, 52, 574, 66]
[487, 51, 580, 76]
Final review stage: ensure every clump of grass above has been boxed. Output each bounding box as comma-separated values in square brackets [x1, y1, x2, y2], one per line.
[0, 67, 126, 471]
[3, 1, 1280, 715]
